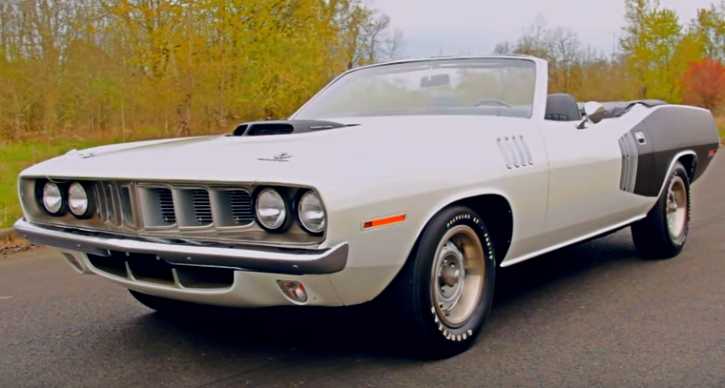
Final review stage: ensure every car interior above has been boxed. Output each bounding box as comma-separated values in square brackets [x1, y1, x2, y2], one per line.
[544, 93, 669, 122]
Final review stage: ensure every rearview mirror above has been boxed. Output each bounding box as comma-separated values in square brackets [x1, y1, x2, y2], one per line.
[420, 74, 450, 88]
[576, 101, 606, 129]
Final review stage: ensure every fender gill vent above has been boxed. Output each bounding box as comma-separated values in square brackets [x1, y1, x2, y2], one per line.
[618, 132, 639, 192]
[497, 135, 534, 169]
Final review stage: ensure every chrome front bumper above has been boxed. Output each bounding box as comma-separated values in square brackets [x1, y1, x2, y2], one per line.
[13, 218, 348, 275]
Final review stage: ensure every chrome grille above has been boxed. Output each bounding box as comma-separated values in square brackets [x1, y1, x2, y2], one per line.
[157, 188, 176, 225]
[136, 187, 176, 228]
[31, 181, 259, 233]
[103, 183, 117, 225]
[212, 189, 254, 227]
[155, 189, 176, 225]
[229, 190, 253, 225]
[118, 186, 136, 227]
[191, 189, 213, 226]
[136, 185, 255, 230]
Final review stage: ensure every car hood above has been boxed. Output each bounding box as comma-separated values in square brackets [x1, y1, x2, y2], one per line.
[19, 115, 509, 191]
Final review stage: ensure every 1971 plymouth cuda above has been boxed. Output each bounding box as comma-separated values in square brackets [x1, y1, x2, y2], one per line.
[13, 55, 721, 358]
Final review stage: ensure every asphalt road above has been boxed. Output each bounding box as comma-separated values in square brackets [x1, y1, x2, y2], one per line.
[2, 155, 725, 388]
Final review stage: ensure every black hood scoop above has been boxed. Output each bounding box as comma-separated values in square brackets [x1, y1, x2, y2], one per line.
[230, 120, 358, 136]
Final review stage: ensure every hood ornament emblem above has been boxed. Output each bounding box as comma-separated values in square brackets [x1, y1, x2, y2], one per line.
[258, 152, 292, 162]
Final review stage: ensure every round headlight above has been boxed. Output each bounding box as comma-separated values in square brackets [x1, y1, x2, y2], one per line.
[297, 191, 325, 234]
[68, 182, 89, 217]
[41, 182, 63, 214]
[255, 188, 287, 230]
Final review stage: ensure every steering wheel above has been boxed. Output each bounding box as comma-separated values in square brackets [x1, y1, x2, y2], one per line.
[473, 98, 513, 108]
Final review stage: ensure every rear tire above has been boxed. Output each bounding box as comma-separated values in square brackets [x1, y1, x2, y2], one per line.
[380, 205, 497, 359]
[631, 161, 691, 259]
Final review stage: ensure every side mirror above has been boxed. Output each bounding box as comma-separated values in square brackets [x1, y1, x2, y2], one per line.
[576, 101, 606, 129]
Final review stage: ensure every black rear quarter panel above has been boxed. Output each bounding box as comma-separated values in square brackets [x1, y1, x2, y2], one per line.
[631, 105, 720, 197]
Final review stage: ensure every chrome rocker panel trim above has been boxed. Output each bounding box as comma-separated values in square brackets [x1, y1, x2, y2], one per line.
[13, 218, 348, 275]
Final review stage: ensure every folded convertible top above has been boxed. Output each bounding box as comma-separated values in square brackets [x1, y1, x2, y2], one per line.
[579, 99, 668, 119]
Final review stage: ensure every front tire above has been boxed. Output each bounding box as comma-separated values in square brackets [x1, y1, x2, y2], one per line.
[631, 160, 691, 259]
[128, 290, 200, 316]
[382, 205, 497, 359]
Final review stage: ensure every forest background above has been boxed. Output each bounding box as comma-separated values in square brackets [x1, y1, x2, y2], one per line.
[1, 0, 724, 228]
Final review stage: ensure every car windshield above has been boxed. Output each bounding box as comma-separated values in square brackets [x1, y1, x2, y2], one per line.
[291, 57, 537, 120]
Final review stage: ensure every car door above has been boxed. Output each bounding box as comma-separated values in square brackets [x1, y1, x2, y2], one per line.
[487, 121, 552, 263]
[537, 119, 651, 248]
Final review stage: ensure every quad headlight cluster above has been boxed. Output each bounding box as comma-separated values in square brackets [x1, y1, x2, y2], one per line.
[253, 187, 326, 235]
[37, 180, 93, 218]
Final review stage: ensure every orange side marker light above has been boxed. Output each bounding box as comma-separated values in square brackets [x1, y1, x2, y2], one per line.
[363, 214, 406, 229]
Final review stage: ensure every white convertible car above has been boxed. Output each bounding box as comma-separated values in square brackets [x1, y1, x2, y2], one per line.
[13, 55, 721, 358]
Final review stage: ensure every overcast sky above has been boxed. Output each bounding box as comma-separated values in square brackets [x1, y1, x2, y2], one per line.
[374, 0, 717, 58]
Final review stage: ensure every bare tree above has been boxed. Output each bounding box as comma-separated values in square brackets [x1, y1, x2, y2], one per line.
[493, 41, 512, 54]
[380, 27, 405, 61]
[357, 11, 406, 65]
[549, 26, 582, 91]
[513, 12, 553, 59]
[363, 12, 391, 63]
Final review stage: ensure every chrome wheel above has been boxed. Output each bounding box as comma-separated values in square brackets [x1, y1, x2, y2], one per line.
[666, 175, 687, 239]
[431, 225, 486, 328]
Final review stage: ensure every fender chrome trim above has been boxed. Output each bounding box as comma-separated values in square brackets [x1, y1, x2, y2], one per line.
[13, 218, 348, 275]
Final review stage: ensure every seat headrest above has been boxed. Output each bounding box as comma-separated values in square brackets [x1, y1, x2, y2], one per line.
[545, 93, 581, 121]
